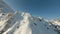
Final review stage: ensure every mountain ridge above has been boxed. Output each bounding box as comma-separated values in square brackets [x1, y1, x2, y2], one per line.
[0, 11, 59, 34]
[0, 0, 60, 34]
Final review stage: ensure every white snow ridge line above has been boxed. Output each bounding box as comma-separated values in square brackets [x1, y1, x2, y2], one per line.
[0, 0, 60, 34]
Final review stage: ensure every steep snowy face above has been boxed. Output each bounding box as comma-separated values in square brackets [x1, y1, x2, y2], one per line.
[28, 17, 58, 34]
[0, 0, 60, 34]
[0, 11, 58, 34]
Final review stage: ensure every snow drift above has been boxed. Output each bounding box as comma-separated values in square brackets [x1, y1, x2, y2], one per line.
[0, 0, 60, 34]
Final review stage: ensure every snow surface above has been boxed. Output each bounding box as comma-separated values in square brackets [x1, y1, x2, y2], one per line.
[0, 0, 60, 34]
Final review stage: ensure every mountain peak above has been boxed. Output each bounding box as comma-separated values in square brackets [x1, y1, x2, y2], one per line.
[0, 0, 60, 34]
[0, 11, 59, 34]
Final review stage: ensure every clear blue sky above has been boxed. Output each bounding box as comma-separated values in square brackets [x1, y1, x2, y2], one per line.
[4, 0, 60, 19]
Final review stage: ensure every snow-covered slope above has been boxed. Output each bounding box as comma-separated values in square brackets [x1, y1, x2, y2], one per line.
[0, 0, 60, 34]
[0, 11, 59, 34]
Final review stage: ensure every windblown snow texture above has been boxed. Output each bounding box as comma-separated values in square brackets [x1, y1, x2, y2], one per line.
[0, 0, 60, 34]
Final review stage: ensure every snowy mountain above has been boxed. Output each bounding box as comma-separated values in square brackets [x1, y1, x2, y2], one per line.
[0, 0, 14, 13]
[0, 0, 60, 34]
